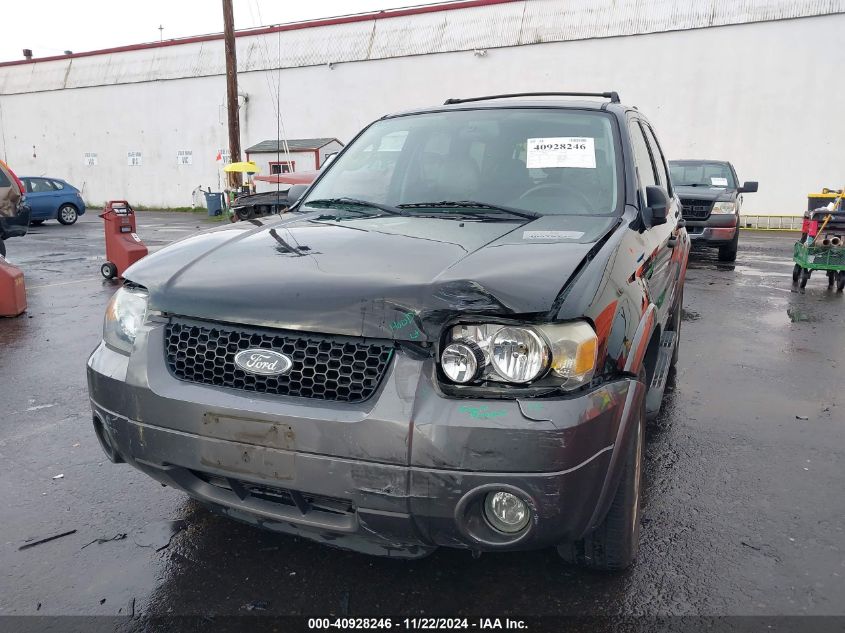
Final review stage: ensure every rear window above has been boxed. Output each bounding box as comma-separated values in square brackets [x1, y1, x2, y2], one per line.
[304, 108, 621, 216]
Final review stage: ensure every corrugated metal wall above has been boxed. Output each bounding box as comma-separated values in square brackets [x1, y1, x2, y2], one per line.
[1, 0, 842, 94]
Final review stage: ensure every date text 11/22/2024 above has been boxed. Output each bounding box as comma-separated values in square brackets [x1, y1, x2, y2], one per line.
[307, 618, 528, 630]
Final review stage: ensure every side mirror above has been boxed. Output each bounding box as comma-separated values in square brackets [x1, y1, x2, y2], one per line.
[286, 184, 309, 206]
[738, 181, 758, 193]
[645, 185, 669, 226]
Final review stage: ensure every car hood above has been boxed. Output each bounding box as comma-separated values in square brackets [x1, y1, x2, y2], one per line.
[674, 185, 736, 202]
[126, 210, 618, 341]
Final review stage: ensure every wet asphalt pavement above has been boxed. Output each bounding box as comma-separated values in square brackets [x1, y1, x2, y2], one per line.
[0, 213, 843, 623]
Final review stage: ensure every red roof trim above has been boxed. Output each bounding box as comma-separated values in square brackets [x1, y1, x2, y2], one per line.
[0, 0, 520, 68]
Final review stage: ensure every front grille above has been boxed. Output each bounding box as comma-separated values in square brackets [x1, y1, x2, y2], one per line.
[165, 320, 394, 402]
[681, 198, 712, 220]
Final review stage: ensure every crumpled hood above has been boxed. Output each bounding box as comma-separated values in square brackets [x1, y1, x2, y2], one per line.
[675, 185, 736, 202]
[126, 210, 618, 341]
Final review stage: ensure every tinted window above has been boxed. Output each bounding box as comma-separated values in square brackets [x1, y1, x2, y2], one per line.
[0, 168, 10, 187]
[642, 124, 670, 193]
[630, 121, 658, 195]
[304, 109, 620, 216]
[669, 161, 736, 188]
[51, 180, 65, 190]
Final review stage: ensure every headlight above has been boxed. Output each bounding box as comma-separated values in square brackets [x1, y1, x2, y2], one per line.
[491, 327, 549, 383]
[440, 321, 597, 389]
[711, 201, 737, 214]
[441, 340, 485, 384]
[103, 286, 148, 353]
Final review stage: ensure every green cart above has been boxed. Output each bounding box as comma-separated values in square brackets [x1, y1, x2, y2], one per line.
[792, 242, 845, 290]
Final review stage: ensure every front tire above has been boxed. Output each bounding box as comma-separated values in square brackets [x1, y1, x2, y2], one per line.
[559, 374, 645, 571]
[837, 271, 845, 292]
[57, 204, 79, 225]
[717, 230, 739, 262]
[792, 264, 802, 283]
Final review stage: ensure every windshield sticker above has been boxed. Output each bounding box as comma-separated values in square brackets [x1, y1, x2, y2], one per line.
[526, 137, 596, 169]
[711, 177, 728, 187]
[523, 230, 585, 240]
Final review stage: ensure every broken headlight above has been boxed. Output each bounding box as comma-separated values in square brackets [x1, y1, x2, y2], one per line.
[103, 286, 148, 353]
[440, 321, 597, 389]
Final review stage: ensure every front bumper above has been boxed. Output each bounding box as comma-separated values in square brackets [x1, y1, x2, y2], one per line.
[87, 321, 644, 558]
[686, 214, 738, 246]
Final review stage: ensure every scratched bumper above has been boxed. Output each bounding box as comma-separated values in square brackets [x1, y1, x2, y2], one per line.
[687, 214, 738, 245]
[87, 321, 643, 557]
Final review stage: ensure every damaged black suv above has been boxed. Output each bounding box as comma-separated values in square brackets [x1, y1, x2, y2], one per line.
[88, 92, 688, 570]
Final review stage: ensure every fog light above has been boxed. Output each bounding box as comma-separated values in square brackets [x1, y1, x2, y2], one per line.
[483, 491, 530, 533]
[441, 340, 485, 384]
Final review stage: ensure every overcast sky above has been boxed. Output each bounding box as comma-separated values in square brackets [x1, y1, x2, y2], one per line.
[3, 0, 447, 62]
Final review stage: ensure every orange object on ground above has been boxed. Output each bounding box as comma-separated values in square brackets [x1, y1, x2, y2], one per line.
[99, 200, 148, 279]
[0, 257, 26, 317]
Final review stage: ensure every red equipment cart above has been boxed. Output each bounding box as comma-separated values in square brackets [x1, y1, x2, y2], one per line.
[0, 256, 26, 317]
[99, 200, 148, 279]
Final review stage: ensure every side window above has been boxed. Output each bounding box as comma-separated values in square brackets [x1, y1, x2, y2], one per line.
[23, 178, 33, 193]
[629, 120, 658, 199]
[51, 180, 65, 190]
[30, 178, 56, 193]
[642, 124, 671, 194]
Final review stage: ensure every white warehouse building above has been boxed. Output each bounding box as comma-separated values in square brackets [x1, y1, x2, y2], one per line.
[0, 0, 843, 212]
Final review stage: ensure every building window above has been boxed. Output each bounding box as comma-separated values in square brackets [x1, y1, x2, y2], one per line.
[270, 161, 295, 174]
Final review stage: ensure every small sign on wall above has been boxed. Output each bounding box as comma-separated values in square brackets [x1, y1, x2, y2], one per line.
[216, 149, 231, 164]
[127, 151, 143, 166]
[177, 150, 193, 165]
[84, 152, 98, 166]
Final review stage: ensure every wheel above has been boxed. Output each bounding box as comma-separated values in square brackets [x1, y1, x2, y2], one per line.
[57, 204, 79, 225]
[236, 206, 255, 221]
[827, 271, 836, 288]
[558, 369, 645, 571]
[800, 268, 811, 289]
[0, 239, 5, 258]
[837, 271, 845, 292]
[792, 264, 802, 283]
[29, 219, 45, 226]
[717, 230, 739, 262]
[101, 262, 118, 279]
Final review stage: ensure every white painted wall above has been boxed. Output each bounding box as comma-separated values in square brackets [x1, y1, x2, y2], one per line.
[0, 8, 843, 212]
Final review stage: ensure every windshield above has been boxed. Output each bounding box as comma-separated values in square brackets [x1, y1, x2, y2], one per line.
[669, 162, 736, 188]
[301, 108, 620, 216]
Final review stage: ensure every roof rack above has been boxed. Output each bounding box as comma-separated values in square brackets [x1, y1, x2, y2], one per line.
[443, 91, 620, 105]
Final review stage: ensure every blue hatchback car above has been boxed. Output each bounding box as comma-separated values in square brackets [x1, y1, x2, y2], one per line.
[20, 177, 86, 225]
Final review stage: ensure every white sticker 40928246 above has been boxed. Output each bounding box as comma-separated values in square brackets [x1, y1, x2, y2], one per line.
[527, 137, 596, 169]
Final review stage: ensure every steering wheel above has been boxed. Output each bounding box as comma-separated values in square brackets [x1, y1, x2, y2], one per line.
[518, 183, 595, 213]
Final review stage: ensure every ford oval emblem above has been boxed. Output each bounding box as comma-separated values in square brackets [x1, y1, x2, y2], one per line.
[234, 349, 293, 376]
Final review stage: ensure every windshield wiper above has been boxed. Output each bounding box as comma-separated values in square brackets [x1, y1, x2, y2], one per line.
[303, 198, 408, 216]
[397, 200, 541, 220]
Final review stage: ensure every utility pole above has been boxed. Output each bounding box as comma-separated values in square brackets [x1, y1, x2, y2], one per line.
[222, 0, 242, 189]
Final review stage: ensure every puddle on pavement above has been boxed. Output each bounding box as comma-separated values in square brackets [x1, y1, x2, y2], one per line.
[681, 308, 700, 322]
[133, 520, 186, 551]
